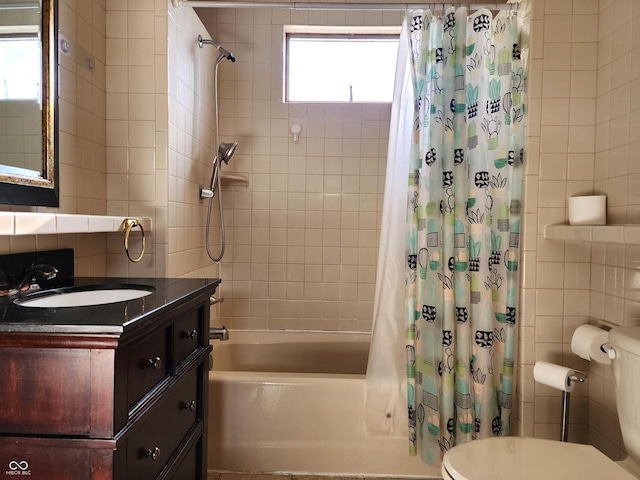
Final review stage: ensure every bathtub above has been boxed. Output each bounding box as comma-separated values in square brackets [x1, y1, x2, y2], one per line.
[207, 330, 439, 477]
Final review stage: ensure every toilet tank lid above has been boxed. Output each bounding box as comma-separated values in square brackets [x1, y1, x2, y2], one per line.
[610, 327, 640, 355]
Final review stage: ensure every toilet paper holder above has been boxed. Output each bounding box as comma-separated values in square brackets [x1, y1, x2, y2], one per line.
[567, 371, 587, 385]
[561, 370, 587, 443]
[601, 342, 617, 360]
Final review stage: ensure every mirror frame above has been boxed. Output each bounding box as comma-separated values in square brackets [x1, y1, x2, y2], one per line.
[0, 0, 59, 207]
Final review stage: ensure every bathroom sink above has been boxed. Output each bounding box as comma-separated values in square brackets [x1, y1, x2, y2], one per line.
[14, 284, 155, 308]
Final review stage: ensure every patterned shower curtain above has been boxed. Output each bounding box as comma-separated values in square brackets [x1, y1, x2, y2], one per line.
[404, 7, 525, 465]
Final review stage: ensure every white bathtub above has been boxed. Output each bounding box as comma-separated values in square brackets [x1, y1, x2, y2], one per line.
[207, 330, 439, 477]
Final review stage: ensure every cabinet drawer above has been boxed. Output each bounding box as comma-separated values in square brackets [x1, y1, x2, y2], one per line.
[127, 326, 170, 410]
[174, 309, 201, 367]
[172, 438, 199, 479]
[127, 369, 199, 479]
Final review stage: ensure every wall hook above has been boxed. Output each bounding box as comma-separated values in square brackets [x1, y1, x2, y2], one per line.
[291, 123, 302, 144]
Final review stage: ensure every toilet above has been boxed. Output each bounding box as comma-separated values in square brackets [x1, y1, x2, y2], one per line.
[442, 327, 640, 480]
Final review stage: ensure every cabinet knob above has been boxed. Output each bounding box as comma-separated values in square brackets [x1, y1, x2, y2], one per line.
[145, 446, 161, 461]
[182, 329, 198, 341]
[183, 400, 197, 411]
[146, 356, 162, 370]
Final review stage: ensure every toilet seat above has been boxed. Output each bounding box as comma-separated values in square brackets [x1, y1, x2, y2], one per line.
[442, 437, 637, 480]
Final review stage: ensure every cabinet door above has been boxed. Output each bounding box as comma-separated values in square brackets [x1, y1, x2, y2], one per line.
[0, 347, 114, 436]
[0, 437, 114, 480]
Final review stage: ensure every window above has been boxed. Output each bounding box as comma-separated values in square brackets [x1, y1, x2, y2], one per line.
[0, 35, 41, 101]
[285, 26, 400, 103]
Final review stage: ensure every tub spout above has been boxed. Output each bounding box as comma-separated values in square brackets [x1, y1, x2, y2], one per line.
[210, 326, 229, 341]
[210, 295, 224, 305]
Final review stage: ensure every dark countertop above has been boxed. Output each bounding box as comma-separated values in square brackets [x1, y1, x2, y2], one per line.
[0, 277, 221, 335]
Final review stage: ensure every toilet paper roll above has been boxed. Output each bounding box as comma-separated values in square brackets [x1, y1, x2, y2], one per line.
[533, 361, 577, 392]
[571, 324, 611, 365]
[568, 195, 606, 226]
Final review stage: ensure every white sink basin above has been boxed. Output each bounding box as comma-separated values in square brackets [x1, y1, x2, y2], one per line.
[15, 286, 154, 308]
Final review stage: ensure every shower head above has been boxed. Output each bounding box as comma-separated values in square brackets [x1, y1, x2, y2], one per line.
[218, 142, 238, 164]
[208, 141, 238, 192]
[198, 35, 236, 62]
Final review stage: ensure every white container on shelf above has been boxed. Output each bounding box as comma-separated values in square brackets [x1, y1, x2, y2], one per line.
[568, 195, 606, 226]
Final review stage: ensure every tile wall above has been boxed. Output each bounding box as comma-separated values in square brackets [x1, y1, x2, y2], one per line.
[104, 0, 165, 277]
[104, 0, 220, 279]
[166, 3, 221, 280]
[519, 0, 597, 445]
[522, 0, 640, 461]
[197, 7, 395, 332]
[587, 0, 640, 459]
[56, 0, 108, 217]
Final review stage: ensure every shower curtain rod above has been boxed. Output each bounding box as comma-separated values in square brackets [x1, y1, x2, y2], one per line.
[173, 0, 515, 11]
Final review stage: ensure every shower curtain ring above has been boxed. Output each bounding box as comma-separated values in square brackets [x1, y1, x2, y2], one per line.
[123, 218, 146, 263]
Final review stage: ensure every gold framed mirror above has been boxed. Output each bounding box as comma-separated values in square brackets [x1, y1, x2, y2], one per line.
[0, 0, 58, 206]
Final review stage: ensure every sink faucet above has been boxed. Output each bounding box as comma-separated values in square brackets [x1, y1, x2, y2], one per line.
[16, 264, 59, 294]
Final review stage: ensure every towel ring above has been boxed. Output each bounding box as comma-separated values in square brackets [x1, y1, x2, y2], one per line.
[123, 218, 146, 263]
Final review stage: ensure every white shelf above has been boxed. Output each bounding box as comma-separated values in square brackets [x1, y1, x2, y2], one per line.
[544, 224, 640, 244]
[0, 213, 152, 236]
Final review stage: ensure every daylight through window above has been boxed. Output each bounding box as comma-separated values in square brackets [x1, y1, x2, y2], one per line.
[285, 28, 399, 103]
[0, 36, 41, 101]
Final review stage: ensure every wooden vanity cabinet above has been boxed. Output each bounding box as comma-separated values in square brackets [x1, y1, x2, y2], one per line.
[0, 293, 212, 480]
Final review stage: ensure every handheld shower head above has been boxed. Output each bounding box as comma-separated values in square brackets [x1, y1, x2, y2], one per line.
[207, 141, 238, 192]
[218, 142, 238, 164]
[217, 47, 236, 63]
[198, 35, 236, 62]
